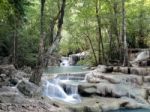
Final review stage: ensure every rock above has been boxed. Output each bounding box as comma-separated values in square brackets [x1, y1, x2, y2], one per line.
[0, 65, 17, 76]
[95, 65, 108, 73]
[0, 65, 32, 87]
[85, 72, 101, 83]
[0, 86, 26, 103]
[15, 70, 31, 79]
[90, 67, 96, 70]
[130, 67, 150, 76]
[8, 78, 18, 86]
[0, 100, 67, 112]
[21, 66, 32, 74]
[130, 51, 150, 65]
[17, 80, 42, 97]
[78, 82, 147, 101]
[86, 72, 143, 85]
[66, 96, 149, 112]
[144, 76, 150, 82]
[109, 66, 150, 76]
[120, 67, 130, 74]
[0, 65, 17, 87]
[78, 83, 97, 96]
[113, 66, 120, 72]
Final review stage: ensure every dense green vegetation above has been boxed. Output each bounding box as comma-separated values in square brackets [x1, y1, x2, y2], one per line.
[0, 0, 150, 67]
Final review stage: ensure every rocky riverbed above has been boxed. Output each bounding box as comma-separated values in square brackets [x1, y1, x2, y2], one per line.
[0, 64, 150, 112]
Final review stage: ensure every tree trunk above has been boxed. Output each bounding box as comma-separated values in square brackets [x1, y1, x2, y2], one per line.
[12, 22, 18, 67]
[83, 20, 98, 65]
[44, 0, 66, 67]
[47, 0, 66, 54]
[122, 0, 128, 66]
[95, 0, 105, 64]
[138, 1, 145, 48]
[49, 11, 61, 46]
[113, 1, 121, 60]
[29, 0, 46, 85]
[12, 30, 16, 65]
[108, 23, 113, 62]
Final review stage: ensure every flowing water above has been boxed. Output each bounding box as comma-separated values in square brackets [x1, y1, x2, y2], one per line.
[43, 74, 85, 104]
[43, 58, 150, 111]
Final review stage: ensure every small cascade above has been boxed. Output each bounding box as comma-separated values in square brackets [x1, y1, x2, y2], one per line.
[44, 75, 82, 103]
[60, 57, 70, 66]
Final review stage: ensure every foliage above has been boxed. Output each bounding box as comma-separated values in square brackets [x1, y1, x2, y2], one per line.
[0, 0, 150, 67]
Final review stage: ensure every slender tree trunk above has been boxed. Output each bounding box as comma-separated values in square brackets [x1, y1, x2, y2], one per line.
[12, 31, 16, 65]
[49, 11, 61, 46]
[29, 0, 46, 85]
[122, 0, 128, 66]
[108, 24, 113, 62]
[47, 0, 66, 54]
[83, 32, 98, 65]
[12, 22, 18, 67]
[138, 1, 145, 48]
[113, 1, 121, 60]
[83, 20, 98, 65]
[44, 0, 66, 67]
[95, 0, 105, 64]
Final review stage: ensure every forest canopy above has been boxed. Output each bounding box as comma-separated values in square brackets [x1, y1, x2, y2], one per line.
[0, 0, 150, 67]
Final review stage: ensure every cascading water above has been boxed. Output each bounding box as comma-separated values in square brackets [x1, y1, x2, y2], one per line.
[44, 75, 82, 103]
[60, 57, 70, 66]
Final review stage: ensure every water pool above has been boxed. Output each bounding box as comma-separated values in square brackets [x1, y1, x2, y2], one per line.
[45, 66, 89, 74]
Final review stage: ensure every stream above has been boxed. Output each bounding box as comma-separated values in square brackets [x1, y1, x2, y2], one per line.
[43, 58, 150, 112]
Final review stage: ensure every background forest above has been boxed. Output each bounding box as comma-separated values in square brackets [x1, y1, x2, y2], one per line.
[0, 0, 150, 68]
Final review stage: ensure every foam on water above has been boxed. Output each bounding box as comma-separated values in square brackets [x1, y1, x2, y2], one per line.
[44, 76, 82, 103]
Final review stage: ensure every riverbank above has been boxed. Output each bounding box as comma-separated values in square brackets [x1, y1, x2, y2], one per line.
[0, 64, 150, 112]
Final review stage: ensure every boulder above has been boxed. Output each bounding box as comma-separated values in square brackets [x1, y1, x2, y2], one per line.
[78, 83, 97, 96]
[21, 66, 32, 74]
[130, 67, 150, 76]
[144, 76, 150, 82]
[95, 65, 113, 73]
[15, 70, 31, 79]
[86, 72, 143, 85]
[0, 65, 17, 77]
[0, 87, 26, 103]
[78, 82, 148, 100]
[17, 80, 42, 97]
[0, 65, 17, 87]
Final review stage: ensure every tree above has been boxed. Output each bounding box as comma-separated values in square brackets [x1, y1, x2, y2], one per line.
[44, 0, 66, 67]
[29, 0, 46, 85]
[29, 0, 66, 85]
[121, 0, 128, 66]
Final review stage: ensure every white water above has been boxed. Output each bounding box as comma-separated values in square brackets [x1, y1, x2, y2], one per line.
[60, 57, 70, 66]
[131, 51, 149, 63]
[44, 77, 81, 103]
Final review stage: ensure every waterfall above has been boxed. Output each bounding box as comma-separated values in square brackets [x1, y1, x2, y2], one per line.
[44, 76, 81, 103]
[60, 57, 70, 66]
